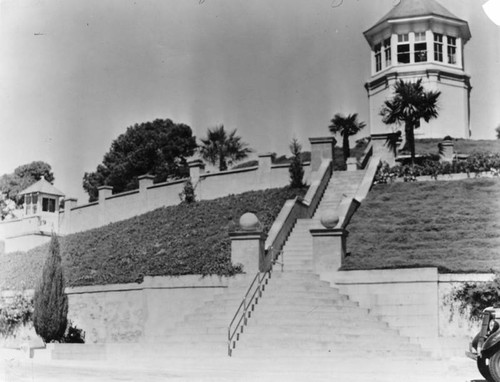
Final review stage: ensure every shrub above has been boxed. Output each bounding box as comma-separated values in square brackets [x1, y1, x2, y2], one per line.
[61, 321, 85, 343]
[374, 152, 500, 184]
[33, 235, 68, 343]
[179, 179, 196, 203]
[289, 139, 305, 188]
[0, 293, 33, 337]
[451, 275, 500, 321]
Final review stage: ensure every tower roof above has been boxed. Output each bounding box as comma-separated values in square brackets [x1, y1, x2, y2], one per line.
[364, 0, 471, 44]
[19, 177, 65, 197]
[376, 0, 461, 25]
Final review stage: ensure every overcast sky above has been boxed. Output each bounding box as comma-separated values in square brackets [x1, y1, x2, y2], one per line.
[0, 0, 499, 202]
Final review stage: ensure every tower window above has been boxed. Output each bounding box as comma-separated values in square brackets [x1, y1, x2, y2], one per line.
[414, 32, 427, 62]
[397, 34, 410, 64]
[42, 197, 56, 213]
[375, 43, 382, 72]
[447, 36, 456, 64]
[384, 38, 391, 67]
[434, 33, 443, 62]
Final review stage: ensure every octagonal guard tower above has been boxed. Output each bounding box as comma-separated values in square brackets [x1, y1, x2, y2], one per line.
[364, 0, 471, 159]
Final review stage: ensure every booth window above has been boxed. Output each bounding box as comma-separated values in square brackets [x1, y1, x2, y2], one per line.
[397, 34, 410, 64]
[42, 197, 56, 212]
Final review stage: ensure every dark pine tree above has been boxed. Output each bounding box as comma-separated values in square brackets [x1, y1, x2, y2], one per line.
[33, 234, 68, 343]
[289, 139, 305, 188]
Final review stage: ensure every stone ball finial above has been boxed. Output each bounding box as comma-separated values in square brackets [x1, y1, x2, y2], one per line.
[239, 213, 260, 231]
[320, 211, 339, 229]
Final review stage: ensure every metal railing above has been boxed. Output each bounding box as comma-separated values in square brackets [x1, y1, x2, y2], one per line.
[227, 248, 283, 356]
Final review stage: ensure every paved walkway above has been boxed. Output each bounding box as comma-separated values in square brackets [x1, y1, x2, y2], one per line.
[1, 349, 484, 382]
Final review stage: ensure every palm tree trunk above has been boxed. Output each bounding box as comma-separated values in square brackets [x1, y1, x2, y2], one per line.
[219, 155, 227, 171]
[405, 122, 416, 165]
[343, 134, 350, 162]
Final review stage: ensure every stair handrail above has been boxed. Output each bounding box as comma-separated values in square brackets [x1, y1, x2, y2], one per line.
[227, 270, 271, 356]
[358, 141, 373, 170]
[354, 155, 381, 204]
[227, 161, 332, 356]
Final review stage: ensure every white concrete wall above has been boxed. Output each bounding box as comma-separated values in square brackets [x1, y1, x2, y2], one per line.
[368, 67, 470, 140]
[58, 163, 310, 236]
[65, 275, 247, 344]
[325, 268, 490, 357]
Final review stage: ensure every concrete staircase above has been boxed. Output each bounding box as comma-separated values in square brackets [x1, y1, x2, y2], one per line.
[143, 169, 428, 360]
[282, 170, 366, 273]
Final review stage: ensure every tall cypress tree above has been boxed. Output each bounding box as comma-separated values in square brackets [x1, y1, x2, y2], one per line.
[289, 139, 305, 189]
[33, 234, 68, 343]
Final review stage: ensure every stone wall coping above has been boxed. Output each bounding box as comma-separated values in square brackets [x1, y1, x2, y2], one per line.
[309, 227, 346, 236]
[438, 273, 495, 283]
[355, 156, 381, 203]
[70, 201, 99, 211]
[105, 189, 140, 200]
[389, 171, 498, 183]
[4, 231, 48, 240]
[333, 267, 439, 284]
[308, 136, 336, 144]
[270, 161, 310, 170]
[138, 174, 155, 180]
[0, 215, 40, 226]
[65, 275, 234, 295]
[97, 185, 113, 191]
[229, 231, 267, 240]
[200, 166, 258, 179]
[146, 178, 187, 190]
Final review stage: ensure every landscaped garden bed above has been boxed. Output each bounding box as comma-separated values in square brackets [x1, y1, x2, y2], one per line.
[344, 178, 500, 273]
[0, 187, 306, 290]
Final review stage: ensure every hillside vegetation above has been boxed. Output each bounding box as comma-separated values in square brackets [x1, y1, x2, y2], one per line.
[415, 139, 500, 155]
[0, 187, 306, 290]
[344, 178, 500, 273]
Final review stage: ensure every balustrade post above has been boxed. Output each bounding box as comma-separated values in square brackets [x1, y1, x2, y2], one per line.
[229, 213, 267, 273]
[310, 213, 348, 275]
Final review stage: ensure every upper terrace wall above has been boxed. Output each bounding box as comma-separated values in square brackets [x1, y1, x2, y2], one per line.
[59, 158, 311, 235]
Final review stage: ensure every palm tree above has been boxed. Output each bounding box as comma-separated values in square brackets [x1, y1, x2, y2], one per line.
[328, 113, 366, 162]
[199, 125, 252, 171]
[380, 79, 440, 164]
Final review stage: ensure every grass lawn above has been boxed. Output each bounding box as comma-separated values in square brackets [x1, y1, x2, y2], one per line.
[344, 178, 500, 273]
[0, 187, 306, 290]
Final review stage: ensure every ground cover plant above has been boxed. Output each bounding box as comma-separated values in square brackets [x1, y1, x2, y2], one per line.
[343, 178, 500, 273]
[0, 187, 306, 289]
[415, 138, 500, 155]
[450, 274, 500, 321]
[374, 152, 500, 183]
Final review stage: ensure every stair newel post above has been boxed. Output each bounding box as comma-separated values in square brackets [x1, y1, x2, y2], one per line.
[229, 213, 268, 274]
[309, 136, 336, 172]
[310, 213, 348, 277]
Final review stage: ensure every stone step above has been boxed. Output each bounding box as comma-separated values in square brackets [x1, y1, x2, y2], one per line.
[370, 305, 435, 316]
[242, 326, 402, 338]
[249, 304, 367, 316]
[236, 337, 414, 351]
[232, 347, 430, 359]
[254, 297, 353, 307]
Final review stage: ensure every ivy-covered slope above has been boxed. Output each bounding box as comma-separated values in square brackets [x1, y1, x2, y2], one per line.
[0, 187, 306, 290]
[344, 178, 500, 273]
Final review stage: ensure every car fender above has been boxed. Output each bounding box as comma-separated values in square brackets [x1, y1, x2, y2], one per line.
[482, 331, 500, 358]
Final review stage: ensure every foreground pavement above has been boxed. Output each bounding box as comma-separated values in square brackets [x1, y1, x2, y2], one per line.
[0, 348, 484, 382]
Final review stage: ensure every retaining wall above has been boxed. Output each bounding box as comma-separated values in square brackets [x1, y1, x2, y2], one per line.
[64, 275, 249, 344]
[324, 268, 493, 357]
[58, 162, 310, 235]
